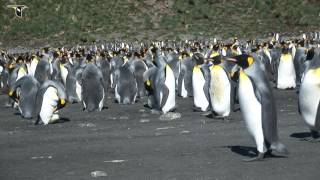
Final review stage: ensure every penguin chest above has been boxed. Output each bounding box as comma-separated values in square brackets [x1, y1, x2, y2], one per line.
[192, 66, 209, 111]
[76, 80, 82, 101]
[162, 65, 176, 113]
[209, 65, 231, 116]
[60, 65, 68, 86]
[299, 69, 320, 129]
[30, 60, 38, 76]
[40, 87, 59, 125]
[277, 54, 296, 89]
[17, 67, 27, 81]
[238, 71, 265, 151]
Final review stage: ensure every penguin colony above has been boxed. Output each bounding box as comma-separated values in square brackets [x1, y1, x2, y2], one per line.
[1, 32, 320, 161]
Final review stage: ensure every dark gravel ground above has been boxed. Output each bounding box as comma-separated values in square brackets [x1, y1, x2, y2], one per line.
[0, 89, 319, 180]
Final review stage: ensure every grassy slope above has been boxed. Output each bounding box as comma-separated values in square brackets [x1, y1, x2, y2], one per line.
[0, 0, 319, 46]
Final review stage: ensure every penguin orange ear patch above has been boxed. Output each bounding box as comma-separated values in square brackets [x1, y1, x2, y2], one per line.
[60, 99, 66, 105]
[9, 91, 13, 96]
[247, 57, 254, 66]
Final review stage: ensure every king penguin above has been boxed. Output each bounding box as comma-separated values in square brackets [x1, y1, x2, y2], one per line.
[228, 54, 288, 161]
[34, 80, 67, 125]
[192, 53, 210, 112]
[114, 56, 138, 104]
[277, 45, 296, 89]
[208, 53, 233, 118]
[298, 48, 320, 141]
[81, 62, 107, 112]
[144, 47, 176, 114]
[9, 75, 40, 119]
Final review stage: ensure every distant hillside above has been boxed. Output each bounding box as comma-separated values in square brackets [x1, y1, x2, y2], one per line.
[0, 0, 319, 47]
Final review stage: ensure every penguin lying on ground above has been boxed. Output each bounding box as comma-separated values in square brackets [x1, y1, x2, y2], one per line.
[35, 80, 67, 125]
[9, 75, 40, 119]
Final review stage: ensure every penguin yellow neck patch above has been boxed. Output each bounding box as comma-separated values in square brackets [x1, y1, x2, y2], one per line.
[210, 65, 222, 71]
[19, 67, 26, 74]
[313, 68, 320, 77]
[281, 54, 292, 61]
[239, 70, 250, 82]
[210, 52, 220, 58]
[193, 65, 201, 73]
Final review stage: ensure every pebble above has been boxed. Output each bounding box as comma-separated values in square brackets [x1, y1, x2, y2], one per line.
[159, 112, 181, 121]
[139, 119, 150, 123]
[180, 130, 190, 134]
[90, 171, 107, 177]
[78, 123, 96, 128]
[119, 116, 129, 120]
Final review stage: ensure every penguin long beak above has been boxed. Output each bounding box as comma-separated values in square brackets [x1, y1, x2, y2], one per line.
[224, 57, 237, 62]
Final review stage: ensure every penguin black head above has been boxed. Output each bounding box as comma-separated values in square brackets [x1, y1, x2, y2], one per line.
[193, 53, 204, 65]
[306, 48, 315, 61]
[212, 55, 222, 65]
[86, 54, 93, 62]
[231, 54, 254, 69]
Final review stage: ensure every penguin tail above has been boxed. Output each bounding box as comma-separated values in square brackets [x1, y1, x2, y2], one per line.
[122, 97, 131, 105]
[271, 141, 289, 156]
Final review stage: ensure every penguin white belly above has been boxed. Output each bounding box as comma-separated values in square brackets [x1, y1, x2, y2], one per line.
[0, 66, 3, 74]
[299, 70, 320, 129]
[40, 87, 59, 125]
[277, 54, 296, 89]
[162, 65, 176, 114]
[110, 73, 114, 88]
[16, 68, 27, 81]
[60, 65, 68, 86]
[181, 78, 188, 98]
[238, 72, 266, 153]
[115, 84, 120, 103]
[30, 60, 38, 76]
[192, 68, 209, 111]
[98, 88, 105, 111]
[76, 81, 82, 101]
[210, 66, 231, 116]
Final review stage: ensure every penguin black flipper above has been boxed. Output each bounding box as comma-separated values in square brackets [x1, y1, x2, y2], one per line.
[248, 76, 262, 103]
[315, 101, 320, 130]
[177, 64, 186, 97]
[200, 66, 211, 106]
[160, 85, 169, 109]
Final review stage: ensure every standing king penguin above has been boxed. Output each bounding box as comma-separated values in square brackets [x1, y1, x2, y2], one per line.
[229, 54, 288, 161]
[208, 53, 233, 118]
[277, 45, 296, 89]
[298, 48, 320, 141]
[192, 53, 210, 112]
[144, 47, 176, 114]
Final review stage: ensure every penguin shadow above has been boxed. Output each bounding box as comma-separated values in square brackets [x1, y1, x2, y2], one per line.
[225, 145, 287, 159]
[51, 117, 71, 124]
[290, 132, 311, 139]
[225, 145, 258, 158]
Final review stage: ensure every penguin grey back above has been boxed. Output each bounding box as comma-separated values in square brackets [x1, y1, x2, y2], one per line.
[34, 59, 51, 84]
[82, 63, 106, 112]
[10, 75, 40, 119]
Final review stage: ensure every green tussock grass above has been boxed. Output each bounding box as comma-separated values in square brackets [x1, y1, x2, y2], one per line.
[0, 0, 319, 47]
